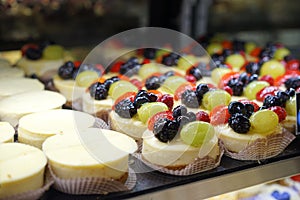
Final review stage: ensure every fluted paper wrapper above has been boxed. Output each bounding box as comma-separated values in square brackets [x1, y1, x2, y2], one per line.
[49, 166, 136, 195]
[93, 117, 110, 130]
[0, 168, 54, 200]
[223, 128, 296, 161]
[133, 140, 224, 176]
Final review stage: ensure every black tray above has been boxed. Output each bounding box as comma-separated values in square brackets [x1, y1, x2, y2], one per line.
[41, 136, 300, 200]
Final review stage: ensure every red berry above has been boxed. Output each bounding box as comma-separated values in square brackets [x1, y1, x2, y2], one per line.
[238, 99, 260, 112]
[21, 44, 38, 56]
[112, 92, 136, 110]
[142, 59, 151, 64]
[185, 74, 197, 83]
[196, 111, 210, 123]
[73, 61, 82, 68]
[210, 105, 230, 125]
[256, 86, 279, 102]
[259, 75, 274, 86]
[130, 78, 143, 90]
[268, 106, 287, 122]
[286, 59, 300, 71]
[110, 61, 124, 72]
[296, 87, 300, 92]
[158, 94, 174, 110]
[148, 111, 173, 131]
[291, 175, 300, 182]
[223, 86, 233, 96]
[218, 71, 239, 88]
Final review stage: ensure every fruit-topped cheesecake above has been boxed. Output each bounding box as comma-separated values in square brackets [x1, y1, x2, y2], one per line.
[82, 76, 139, 121]
[141, 105, 220, 171]
[17, 41, 65, 80]
[109, 90, 174, 139]
[214, 100, 295, 160]
[53, 61, 101, 104]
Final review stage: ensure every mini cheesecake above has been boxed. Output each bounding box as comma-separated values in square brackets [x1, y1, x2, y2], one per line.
[0, 122, 15, 143]
[42, 128, 137, 180]
[18, 109, 95, 149]
[53, 75, 86, 102]
[109, 110, 147, 140]
[0, 67, 24, 79]
[17, 57, 64, 80]
[142, 122, 220, 169]
[0, 77, 44, 100]
[0, 143, 47, 198]
[0, 90, 66, 126]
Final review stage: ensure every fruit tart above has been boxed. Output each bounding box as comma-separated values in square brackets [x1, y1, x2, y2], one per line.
[214, 100, 295, 160]
[17, 41, 65, 80]
[138, 106, 222, 175]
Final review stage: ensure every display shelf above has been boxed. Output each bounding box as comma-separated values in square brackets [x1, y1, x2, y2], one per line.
[42, 136, 300, 200]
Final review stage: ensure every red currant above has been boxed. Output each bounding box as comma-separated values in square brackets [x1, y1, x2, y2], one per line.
[268, 106, 287, 122]
[158, 94, 174, 110]
[196, 111, 210, 123]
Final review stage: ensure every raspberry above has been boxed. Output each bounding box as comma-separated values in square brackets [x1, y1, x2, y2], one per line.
[158, 94, 174, 110]
[268, 106, 287, 122]
[196, 111, 210, 123]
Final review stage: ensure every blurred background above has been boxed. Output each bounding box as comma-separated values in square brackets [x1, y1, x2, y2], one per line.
[0, 0, 300, 54]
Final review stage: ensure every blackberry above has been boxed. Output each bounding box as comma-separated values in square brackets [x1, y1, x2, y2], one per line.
[188, 67, 202, 81]
[181, 89, 200, 108]
[103, 76, 120, 89]
[115, 99, 137, 118]
[148, 92, 158, 102]
[89, 82, 108, 100]
[263, 95, 282, 108]
[119, 58, 140, 77]
[134, 96, 150, 108]
[153, 118, 179, 143]
[222, 48, 232, 58]
[145, 76, 161, 90]
[195, 84, 209, 99]
[228, 101, 245, 115]
[211, 53, 224, 66]
[127, 57, 139, 65]
[172, 105, 188, 118]
[143, 48, 156, 59]
[284, 77, 300, 90]
[228, 113, 251, 134]
[227, 78, 244, 96]
[162, 54, 177, 66]
[58, 61, 75, 79]
[25, 47, 42, 60]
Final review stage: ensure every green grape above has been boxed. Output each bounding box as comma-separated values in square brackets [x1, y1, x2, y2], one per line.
[249, 109, 279, 134]
[274, 47, 290, 61]
[202, 90, 231, 111]
[161, 76, 187, 94]
[225, 54, 246, 70]
[42, 45, 64, 60]
[260, 60, 285, 79]
[285, 96, 296, 116]
[245, 42, 256, 54]
[108, 80, 138, 100]
[138, 63, 160, 79]
[75, 70, 99, 87]
[244, 81, 270, 100]
[137, 102, 168, 124]
[156, 49, 171, 58]
[211, 68, 231, 84]
[180, 121, 215, 147]
[177, 55, 198, 71]
[206, 43, 222, 55]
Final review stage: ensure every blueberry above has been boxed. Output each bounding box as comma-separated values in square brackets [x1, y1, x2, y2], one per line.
[176, 115, 190, 127]
[185, 112, 196, 122]
[228, 113, 251, 133]
[172, 105, 188, 118]
[181, 89, 200, 108]
[89, 82, 108, 100]
[248, 74, 259, 83]
[134, 96, 150, 108]
[196, 84, 209, 98]
[227, 78, 244, 96]
[148, 92, 158, 102]
[164, 71, 175, 77]
[143, 48, 156, 59]
[277, 91, 290, 104]
[284, 77, 300, 90]
[115, 99, 137, 118]
[145, 76, 161, 90]
[25, 47, 42, 60]
[287, 88, 296, 97]
[245, 62, 260, 75]
[244, 104, 254, 118]
[238, 72, 249, 85]
[188, 67, 202, 81]
[162, 54, 176, 66]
